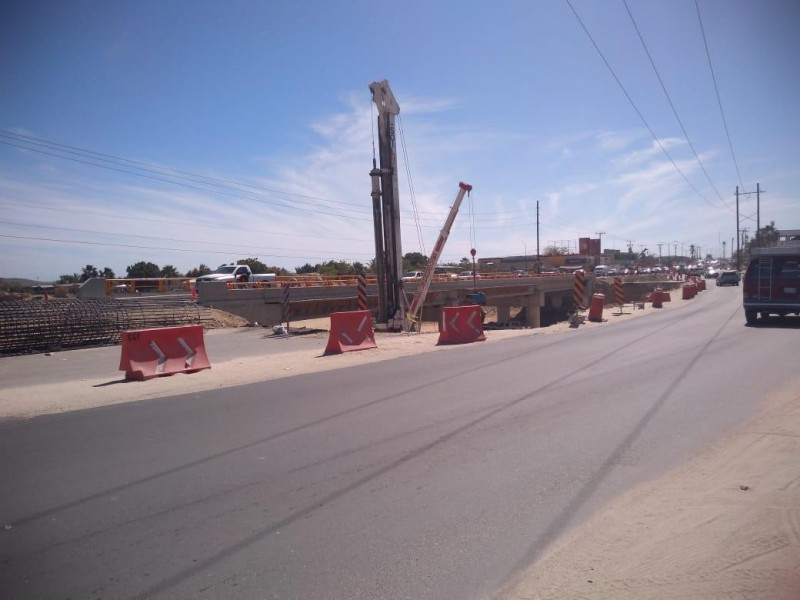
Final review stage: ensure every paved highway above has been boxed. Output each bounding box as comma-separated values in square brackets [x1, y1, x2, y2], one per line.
[1, 285, 797, 599]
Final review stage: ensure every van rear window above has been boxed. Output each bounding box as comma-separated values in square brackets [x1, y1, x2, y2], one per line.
[779, 258, 800, 279]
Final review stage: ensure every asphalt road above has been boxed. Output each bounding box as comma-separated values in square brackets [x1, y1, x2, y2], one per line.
[1, 285, 798, 599]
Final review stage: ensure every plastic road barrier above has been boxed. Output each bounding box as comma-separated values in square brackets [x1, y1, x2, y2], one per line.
[324, 310, 377, 354]
[587, 293, 605, 322]
[119, 324, 211, 380]
[438, 305, 486, 345]
[613, 277, 625, 305]
[573, 271, 586, 309]
[652, 288, 663, 308]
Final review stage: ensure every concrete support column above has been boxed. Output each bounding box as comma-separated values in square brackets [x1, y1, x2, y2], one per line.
[496, 305, 511, 323]
[526, 290, 544, 328]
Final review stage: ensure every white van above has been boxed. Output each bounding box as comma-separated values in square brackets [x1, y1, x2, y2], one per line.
[594, 265, 612, 277]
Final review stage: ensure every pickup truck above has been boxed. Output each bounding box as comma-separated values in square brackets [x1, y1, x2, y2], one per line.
[194, 264, 276, 284]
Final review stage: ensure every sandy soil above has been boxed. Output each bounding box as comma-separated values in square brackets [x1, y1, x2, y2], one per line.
[3, 294, 798, 599]
[495, 375, 800, 600]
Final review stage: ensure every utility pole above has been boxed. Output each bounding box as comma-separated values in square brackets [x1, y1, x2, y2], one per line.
[736, 186, 740, 271]
[722, 240, 726, 260]
[595, 231, 605, 265]
[657, 243, 663, 265]
[756, 182, 761, 242]
[536, 201, 540, 273]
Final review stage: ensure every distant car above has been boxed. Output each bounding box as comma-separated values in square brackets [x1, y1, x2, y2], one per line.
[717, 270, 740, 286]
[513, 269, 528, 277]
[402, 271, 423, 282]
[459, 270, 480, 280]
[705, 267, 718, 279]
[593, 265, 612, 277]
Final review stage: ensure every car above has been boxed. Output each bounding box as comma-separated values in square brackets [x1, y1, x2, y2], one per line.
[459, 270, 481, 280]
[513, 269, 528, 277]
[705, 267, 718, 279]
[402, 271, 423, 282]
[593, 265, 612, 277]
[717, 270, 740, 286]
[743, 247, 800, 324]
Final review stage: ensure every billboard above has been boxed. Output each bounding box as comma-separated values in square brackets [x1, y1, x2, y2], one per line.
[579, 238, 601, 255]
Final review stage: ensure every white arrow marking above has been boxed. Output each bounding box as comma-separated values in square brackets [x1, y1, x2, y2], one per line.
[448, 314, 460, 332]
[466, 311, 480, 334]
[357, 315, 368, 332]
[148, 340, 167, 373]
[177, 337, 196, 367]
[340, 332, 353, 344]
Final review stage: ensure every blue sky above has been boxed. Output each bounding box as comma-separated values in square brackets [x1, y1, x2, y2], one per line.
[1, 0, 798, 280]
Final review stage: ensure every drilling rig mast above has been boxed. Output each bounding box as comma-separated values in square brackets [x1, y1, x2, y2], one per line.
[369, 80, 404, 329]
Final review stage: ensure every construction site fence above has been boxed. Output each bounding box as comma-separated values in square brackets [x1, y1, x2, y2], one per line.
[0, 297, 216, 356]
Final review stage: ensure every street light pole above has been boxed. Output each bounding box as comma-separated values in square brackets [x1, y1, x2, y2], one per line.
[522, 241, 528, 271]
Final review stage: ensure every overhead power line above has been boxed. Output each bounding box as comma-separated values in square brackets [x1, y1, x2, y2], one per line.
[694, 0, 746, 192]
[0, 130, 506, 221]
[0, 220, 370, 258]
[622, 0, 731, 212]
[0, 233, 375, 263]
[564, 0, 723, 210]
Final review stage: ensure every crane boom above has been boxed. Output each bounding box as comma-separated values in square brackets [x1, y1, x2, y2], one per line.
[405, 182, 473, 331]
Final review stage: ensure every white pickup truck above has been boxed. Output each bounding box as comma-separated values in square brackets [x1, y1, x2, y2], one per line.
[194, 264, 276, 284]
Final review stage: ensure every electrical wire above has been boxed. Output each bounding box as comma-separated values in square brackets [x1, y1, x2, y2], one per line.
[564, 0, 723, 210]
[0, 220, 370, 257]
[622, 0, 731, 212]
[694, 0, 746, 192]
[0, 200, 372, 242]
[397, 115, 427, 256]
[0, 233, 374, 262]
[0, 130, 508, 220]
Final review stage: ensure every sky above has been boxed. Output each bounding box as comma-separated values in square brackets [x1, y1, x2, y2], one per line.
[1, 0, 798, 281]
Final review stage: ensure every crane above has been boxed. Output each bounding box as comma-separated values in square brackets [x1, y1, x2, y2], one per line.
[405, 182, 473, 331]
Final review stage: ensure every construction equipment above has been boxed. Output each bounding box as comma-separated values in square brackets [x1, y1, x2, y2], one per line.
[405, 182, 473, 331]
[369, 80, 404, 329]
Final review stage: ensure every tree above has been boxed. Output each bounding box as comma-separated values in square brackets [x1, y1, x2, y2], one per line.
[236, 258, 288, 275]
[159, 265, 182, 277]
[402, 252, 428, 270]
[102, 267, 115, 279]
[58, 273, 80, 284]
[751, 221, 779, 248]
[80, 265, 99, 282]
[295, 263, 317, 274]
[185, 264, 212, 277]
[544, 245, 570, 256]
[126, 261, 160, 278]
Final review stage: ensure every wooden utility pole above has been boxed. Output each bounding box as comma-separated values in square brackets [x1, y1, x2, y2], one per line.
[736, 186, 740, 270]
[536, 201, 540, 273]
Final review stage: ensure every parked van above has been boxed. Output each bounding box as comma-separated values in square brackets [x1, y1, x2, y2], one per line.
[743, 247, 800, 324]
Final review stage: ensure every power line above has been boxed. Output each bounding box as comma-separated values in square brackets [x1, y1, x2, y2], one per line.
[0, 130, 508, 220]
[0, 200, 372, 243]
[0, 220, 371, 258]
[694, 0, 746, 191]
[0, 233, 375, 262]
[564, 0, 721, 210]
[622, 0, 731, 211]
